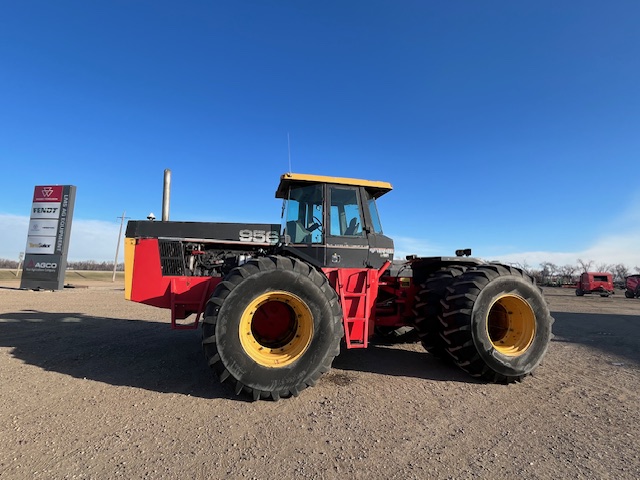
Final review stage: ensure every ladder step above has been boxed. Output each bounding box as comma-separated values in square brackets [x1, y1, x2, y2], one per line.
[336, 271, 371, 349]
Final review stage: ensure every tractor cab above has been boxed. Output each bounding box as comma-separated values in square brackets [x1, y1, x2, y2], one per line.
[275, 173, 395, 269]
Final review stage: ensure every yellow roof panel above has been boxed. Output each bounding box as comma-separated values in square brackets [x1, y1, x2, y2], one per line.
[276, 173, 393, 199]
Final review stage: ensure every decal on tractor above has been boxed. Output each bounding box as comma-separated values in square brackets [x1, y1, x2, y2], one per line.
[239, 229, 280, 244]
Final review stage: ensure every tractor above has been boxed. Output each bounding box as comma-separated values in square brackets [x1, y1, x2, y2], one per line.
[124, 173, 553, 400]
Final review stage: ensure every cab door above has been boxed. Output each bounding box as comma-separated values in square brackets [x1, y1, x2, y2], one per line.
[325, 185, 369, 268]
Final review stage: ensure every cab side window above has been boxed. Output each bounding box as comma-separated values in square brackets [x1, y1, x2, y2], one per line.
[365, 190, 384, 234]
[329, 186, 363, 237]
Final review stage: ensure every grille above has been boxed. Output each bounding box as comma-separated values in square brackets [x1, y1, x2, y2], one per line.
[159, 240, 185, 276]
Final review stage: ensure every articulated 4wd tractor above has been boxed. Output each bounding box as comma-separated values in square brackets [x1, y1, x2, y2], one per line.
[125, 173, 553, 400]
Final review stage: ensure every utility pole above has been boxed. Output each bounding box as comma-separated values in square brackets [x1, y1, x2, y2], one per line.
[113, 211, 129, 282]
[16, 252, 24, 278]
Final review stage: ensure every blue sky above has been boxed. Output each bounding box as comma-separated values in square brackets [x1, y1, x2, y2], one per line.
[1, 1, 640, 269]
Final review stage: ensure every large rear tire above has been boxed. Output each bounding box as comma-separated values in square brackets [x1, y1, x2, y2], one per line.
[440, 264, 553, 383]
[202, 256, 343, 400]
[413, 267, 467, 358]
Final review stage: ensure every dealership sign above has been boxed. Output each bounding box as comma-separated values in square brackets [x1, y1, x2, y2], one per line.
[21, 185, 76, 290]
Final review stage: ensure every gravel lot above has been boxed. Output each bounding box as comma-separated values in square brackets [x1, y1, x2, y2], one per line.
[1, 280, 639, 479]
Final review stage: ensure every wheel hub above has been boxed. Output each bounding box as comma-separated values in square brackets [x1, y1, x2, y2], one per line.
[486, 294, 535, 356]
[239, 291, 314, 367]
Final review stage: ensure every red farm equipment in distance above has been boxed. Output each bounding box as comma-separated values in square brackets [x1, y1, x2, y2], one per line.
[624, 274, 640, 298]
[124, 173, 554, 400]
[575, 272, 615, 297]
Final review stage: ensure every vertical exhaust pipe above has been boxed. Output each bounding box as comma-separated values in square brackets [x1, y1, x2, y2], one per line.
[162, 169, 171, 221]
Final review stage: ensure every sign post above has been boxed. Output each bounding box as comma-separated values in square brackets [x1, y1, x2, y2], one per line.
[20, 185, 76, 290]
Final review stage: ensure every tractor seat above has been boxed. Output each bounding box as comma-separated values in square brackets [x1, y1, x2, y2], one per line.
[345, 218, 359, 236]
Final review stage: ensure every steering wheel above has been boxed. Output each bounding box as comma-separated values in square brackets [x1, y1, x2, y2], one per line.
[308, 215, 322, 232]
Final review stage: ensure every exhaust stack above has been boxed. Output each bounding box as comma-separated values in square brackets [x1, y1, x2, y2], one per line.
[162, 169, 171, 221]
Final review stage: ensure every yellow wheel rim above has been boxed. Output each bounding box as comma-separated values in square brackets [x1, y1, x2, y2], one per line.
[239, 291, 314, 367]
[486, 294, 535, 356]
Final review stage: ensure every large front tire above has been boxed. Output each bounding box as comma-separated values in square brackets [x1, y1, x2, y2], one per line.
[202, 256, 343, 400]
[440, 264, 553, 383]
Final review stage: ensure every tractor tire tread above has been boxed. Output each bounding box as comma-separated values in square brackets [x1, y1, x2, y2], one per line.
[440, 265, 554, 383]
[202, 255, 343, 400]
[413, 266, 468, 358]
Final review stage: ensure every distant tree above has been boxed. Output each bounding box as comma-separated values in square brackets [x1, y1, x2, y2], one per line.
[577, 259, 594, 273]
[559, 264, 578, 284]
[613, 264, 629, 284]
[513, 260, 532, 275]
[0, 258, 19, 269]
[539, 262, 558, 285]
[530, 267, 542, 284]
[66, 261, 122, 271]
[595, 263, 614, 273]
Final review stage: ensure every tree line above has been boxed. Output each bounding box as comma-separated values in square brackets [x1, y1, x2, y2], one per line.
[512, 259, 640, 287]
[0, 259, 124, 271]
[2, 256, 638, 285]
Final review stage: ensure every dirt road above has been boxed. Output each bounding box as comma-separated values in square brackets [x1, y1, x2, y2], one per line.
[1, 281, 638, 479]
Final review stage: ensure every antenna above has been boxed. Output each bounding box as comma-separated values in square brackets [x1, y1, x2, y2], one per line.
[287, 132, 292, 173]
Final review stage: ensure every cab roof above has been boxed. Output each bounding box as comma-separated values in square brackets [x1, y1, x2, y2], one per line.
[275, 173, 393, 199]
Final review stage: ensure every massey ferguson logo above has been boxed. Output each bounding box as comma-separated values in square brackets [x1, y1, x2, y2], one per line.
[32, 185, 63, 202]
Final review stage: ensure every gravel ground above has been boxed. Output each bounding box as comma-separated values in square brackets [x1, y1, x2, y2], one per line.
[0, 280, 639, 479]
